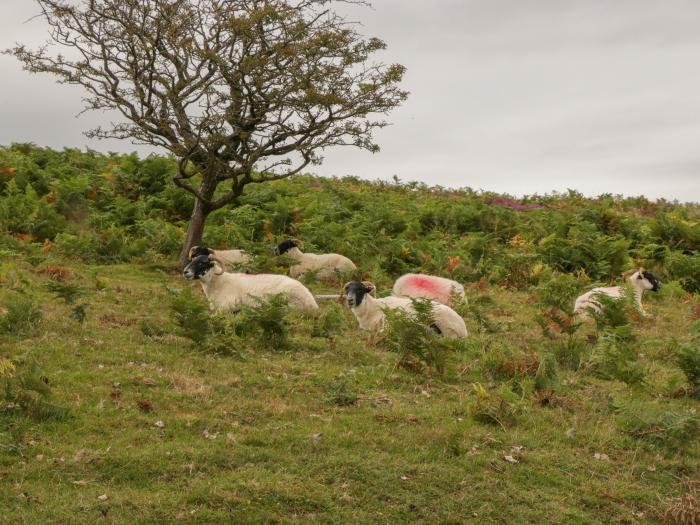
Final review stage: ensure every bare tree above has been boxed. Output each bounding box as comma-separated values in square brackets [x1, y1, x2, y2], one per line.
[8, 0, 407, 265]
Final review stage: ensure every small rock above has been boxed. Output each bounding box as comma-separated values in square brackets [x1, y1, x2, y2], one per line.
[309, 433, 322, 441]
[566, 428, 577, 439]
[202, 430, 219, 440]
[593, 452, 609, 461]
[97, 494, 108, 501]
[400, 475, 409, 481]
[503, 455, 518, 464]
[154, 420, 165, 429]
[35, 454, 44, 461]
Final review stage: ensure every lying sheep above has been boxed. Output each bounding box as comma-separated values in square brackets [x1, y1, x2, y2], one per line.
[183, 254, 319, 312]
[573, 268, 661, 317]
[343, 281, 468, 338]
[274, 239, 357, 281]
[392, 273, 465, 306]
[188, 245, 252, 266]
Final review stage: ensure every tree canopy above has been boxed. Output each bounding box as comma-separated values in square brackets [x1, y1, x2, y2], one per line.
[8, 0, 407, 263]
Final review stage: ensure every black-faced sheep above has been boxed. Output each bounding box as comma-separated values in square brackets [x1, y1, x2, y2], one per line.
[343, 281, 468, 338]
[183, 254, 319, 312]
[573, 269, 661, 317]
[188, 245, 252, 266]
[274, 239, 357, 280]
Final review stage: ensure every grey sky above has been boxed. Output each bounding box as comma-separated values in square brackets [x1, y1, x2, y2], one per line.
[2, 1, 699, 201]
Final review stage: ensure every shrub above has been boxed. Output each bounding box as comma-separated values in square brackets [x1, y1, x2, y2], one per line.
[534, 353, 560, 392]
[311, 303, 345, 339]
[2, 354, 68, 420]
[675, 321, 700, 398]
[587, 326, 646, 386]
[587, 287, 634, 334]
[483, 344, 540, 382]
[170, 287, 214, 344]
[615, 399, 699, 453]
[382, 298, 450, 375]
[234, 294, 291, 351]
[0, 294, 42, 335]
[46, 281, 84, 305]
[469, 382, 525, 429]
[324, 380, 358, 407]
[465, 295, 502, 334]
[666, 251, 700, 293]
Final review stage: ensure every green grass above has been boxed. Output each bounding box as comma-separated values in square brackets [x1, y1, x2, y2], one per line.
[0, 256, 698, 524]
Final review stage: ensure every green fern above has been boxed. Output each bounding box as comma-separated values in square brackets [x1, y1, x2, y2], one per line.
[383, 298, 449, 375]
[2, 355, 68, 420]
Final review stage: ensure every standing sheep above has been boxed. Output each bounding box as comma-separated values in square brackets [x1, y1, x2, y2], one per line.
[392, 273, 465, 306]
[573, 269, 661, 317]
[343, 281, 468, 338]
[183, 254, 319, 312]
[274, 239, 357, 281]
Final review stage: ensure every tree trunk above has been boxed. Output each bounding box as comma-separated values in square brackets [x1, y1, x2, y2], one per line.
[178, 197, 209, 268]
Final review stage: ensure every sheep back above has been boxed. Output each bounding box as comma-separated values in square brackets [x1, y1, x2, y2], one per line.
[392, 273, 465, 306]
[205, 273, 318, 312]
[289, 252, 357, 280]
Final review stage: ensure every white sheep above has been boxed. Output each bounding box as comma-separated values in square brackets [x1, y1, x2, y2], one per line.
[274, 239, 356, 281]
[573, 269, 662, 318]
[343, 281, 468, 338]
[392, 273, 465, 306]
[183, 254, 319, 312]
[188, 245, 252, 266]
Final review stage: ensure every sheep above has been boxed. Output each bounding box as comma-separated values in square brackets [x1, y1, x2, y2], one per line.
[573, 269, 662, 318]
[183, 254, 319, 312]
[274, 239, 357, 281]
[343, 281, 468, 338]
[188, 245, 252, 266]
[392, 273, 465, 306]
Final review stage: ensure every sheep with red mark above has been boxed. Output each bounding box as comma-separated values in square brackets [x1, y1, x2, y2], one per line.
[392, 273, 465, 306]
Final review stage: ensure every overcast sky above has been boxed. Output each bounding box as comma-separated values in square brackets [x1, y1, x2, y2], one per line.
[2, 1, 700, 201]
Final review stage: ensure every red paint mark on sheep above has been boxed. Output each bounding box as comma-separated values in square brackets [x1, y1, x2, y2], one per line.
[407, 276, 442, 293]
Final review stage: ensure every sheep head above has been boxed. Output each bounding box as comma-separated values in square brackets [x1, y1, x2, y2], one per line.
[343, 281, 376, 308]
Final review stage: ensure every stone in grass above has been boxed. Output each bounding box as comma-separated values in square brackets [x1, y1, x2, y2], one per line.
[153, 420, 165, 429]
[97, 494, 108, 501]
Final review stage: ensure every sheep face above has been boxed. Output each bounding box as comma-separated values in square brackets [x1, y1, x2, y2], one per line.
[183, 255, 215, 280]
[275, 239, 299, 256]
[188, 245, 212, 260]
[343, 281, 375, 308]
[640, 271, 662, 292]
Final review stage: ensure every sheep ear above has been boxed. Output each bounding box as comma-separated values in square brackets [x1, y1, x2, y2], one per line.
[362, 281, 376, 295]
[342, 282, 352, 293]
[188, 246, 198, 259]
[208, 255, 226, 275]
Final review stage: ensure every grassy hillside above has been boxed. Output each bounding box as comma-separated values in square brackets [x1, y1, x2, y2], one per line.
[0, 144, 698, 524]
